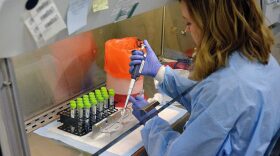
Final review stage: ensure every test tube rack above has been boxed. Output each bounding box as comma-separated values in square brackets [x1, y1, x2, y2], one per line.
[58, 106, 117, 136]
[58, 88, 117, 136]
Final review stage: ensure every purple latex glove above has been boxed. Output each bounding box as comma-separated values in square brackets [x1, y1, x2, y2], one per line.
[129, 96, 157, 124]
[129, 40, 162, 78]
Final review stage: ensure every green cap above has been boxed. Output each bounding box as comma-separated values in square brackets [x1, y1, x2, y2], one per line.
[84, 101, 91, 109]
[83, 95, 89, 99]
[91, 99, 98, 105]
[97, 96, 104, 102]
[89, 95, 96, 100]
[101, 87, 107, 91]
[96, 93, 102, 97]
[83, 99, 89, 104]
[77, 97, 83, 102]
[70, 100, 76, 109]
[89, 92, 95, 97]
[102, 89, 108, 94]
[109, 89, 115, 96]
[89, 96, 95, 99]
[83, 96, 89, 101]
[77, 101, 84, 109]
[103, 94, 109, 99]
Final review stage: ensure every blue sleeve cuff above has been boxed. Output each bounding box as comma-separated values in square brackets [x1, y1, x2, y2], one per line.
[155, 66, 165, 84]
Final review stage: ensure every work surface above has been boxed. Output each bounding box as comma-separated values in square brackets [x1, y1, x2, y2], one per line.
[28, 106, 189, 156]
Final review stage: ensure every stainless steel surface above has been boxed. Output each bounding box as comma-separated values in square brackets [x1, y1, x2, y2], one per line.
[0, 58, 30, 156]
[24, 102, 68, 133]
[12, 32, 104, 120]
[28, 133, 91, 156]
[163, 2, 196, 58]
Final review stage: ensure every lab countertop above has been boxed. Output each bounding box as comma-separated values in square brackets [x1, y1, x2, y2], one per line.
[28, 112, 190, 156]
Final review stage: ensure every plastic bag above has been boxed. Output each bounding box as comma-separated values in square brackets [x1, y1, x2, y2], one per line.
[104, 37, 139, 79]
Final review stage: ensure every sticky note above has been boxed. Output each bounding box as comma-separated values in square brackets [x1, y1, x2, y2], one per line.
[92, 0, 109, 12]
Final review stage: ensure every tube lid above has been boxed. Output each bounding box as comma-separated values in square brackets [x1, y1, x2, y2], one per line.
[103, 94, 109, 99]
[101, 87, 107, 91]
[89, 92, 95, 97]
[109, 89, 115, 96]
[77, 97, 83, 102]
[91, 99, 98, 105]
[77, 102, 84, 109]
[83, 96, 89, 100]
[97, 96, 104, 102]
[95, 89, 101, 94]
[70, 100, 76, 109]
[84, 101, 91, 109]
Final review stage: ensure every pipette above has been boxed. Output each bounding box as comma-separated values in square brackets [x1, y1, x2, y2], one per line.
[122, 44, 146, 115]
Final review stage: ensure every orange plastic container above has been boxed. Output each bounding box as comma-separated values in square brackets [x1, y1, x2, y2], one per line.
[104, 37, 139, 79]
[104, 37, 144, 97]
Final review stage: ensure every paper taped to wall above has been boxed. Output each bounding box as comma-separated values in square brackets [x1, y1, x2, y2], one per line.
[67, 0, 90, 35]
[92, 0, 109, 12]
[24, 0, 66, 47]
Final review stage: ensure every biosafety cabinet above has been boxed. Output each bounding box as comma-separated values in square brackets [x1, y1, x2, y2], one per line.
[0, 0, 279, 156]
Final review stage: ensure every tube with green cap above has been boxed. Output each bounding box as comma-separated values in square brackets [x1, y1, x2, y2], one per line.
[84, 101, 91, 130]
[70, 100, 77, 118]
[77, 101, 84, 132]
[90, 98, 97, 123]
[70, 100, 76, 132]
[83, 98, 89, 104]
[102, 91, 109, 115]
[97, 95, 104, 119]
[77, 101, 84, 118]
[109, 89, 115, 111]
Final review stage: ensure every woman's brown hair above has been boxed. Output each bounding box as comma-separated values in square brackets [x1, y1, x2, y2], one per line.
[179, 0, 274, 81]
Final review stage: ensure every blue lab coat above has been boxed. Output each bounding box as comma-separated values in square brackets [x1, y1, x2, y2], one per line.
[141, 52, 280, 156]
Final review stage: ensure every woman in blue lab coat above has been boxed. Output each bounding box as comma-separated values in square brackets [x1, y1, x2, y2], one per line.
[129, 0, 280, 155]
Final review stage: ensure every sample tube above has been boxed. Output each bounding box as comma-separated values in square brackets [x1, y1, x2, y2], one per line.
[104, 95, 109, 115]
[109, 89, 115, 111]
[70, 100, 76, 133]
[90, 98, 98, 123]
[97, 95, 104, 119]
[77, 101, 84, 133]
[83, 98, 90, 105]
[102, 90, 109, 116]
[84, 101, 91, 131]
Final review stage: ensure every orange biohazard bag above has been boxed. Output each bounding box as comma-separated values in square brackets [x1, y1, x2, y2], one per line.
[104, 37, 140, 79]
